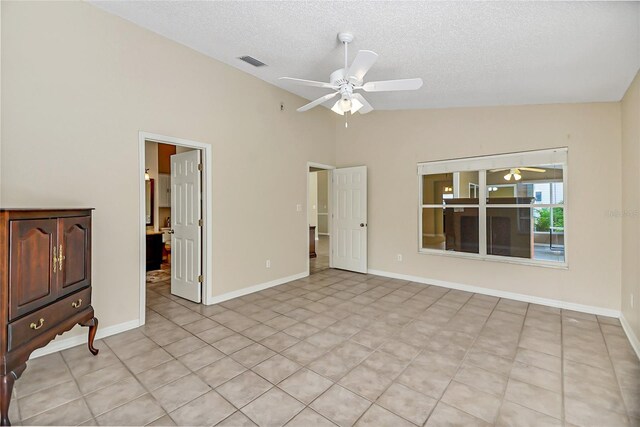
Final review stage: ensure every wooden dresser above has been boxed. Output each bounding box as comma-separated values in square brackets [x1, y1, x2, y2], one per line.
[0, 209, 99, 426]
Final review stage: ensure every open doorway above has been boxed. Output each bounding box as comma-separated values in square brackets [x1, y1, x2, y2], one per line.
[308, 162, 334, 275]
[139, 132, 212, 325]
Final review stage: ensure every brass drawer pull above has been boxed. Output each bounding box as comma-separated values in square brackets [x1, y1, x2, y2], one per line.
[72, 299, 83, 309]
[30, 318, 45, 330]
[53, 246, 58, 273]
[59, 244, 65, 272]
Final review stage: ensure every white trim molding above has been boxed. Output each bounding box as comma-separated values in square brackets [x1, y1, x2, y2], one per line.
[367, 269, 621, 318]
[307, 162, 335, 275]
[620, 314, 640, 360]
[139, 131, 214, 322]
[30, 319, 141, 359]
[207, 272, 308, 305]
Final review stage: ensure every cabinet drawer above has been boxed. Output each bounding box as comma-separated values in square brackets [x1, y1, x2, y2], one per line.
[7, 287, 91, 352]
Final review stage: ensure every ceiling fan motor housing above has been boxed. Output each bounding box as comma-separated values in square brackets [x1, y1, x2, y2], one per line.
[330, 69, 360, 100]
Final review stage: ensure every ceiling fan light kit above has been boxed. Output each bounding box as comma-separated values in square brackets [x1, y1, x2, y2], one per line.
[279, 32, 424, 126]
[492, 167, 547, 181]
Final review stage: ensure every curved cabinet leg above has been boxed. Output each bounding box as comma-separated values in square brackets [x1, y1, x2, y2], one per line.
[0, 373, 16, 426]
[81, 317, 99, 355]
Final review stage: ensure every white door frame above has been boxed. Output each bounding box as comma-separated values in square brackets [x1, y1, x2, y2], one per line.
[307, 162, 335, 276]
[138, 131, 213, 325]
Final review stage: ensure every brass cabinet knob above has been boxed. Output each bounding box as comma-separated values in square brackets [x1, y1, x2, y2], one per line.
[30, 318, 45, 330]
[72, 299, 83, 309]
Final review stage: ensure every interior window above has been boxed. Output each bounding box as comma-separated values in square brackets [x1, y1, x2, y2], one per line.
[418, 150, 567, 266]
[421, 171, 480, 254]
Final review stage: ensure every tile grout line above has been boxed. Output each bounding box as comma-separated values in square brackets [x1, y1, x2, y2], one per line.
[596, 317, 632, 423]
[59, 352, 99, 426]
[346, 287, 488, 426]
[16, 268, 637, 427]
[258, 275, 435, 425]
[439, 293, 512, 425]
[145, 273, 387, 425]
[98, 339, 170, 424]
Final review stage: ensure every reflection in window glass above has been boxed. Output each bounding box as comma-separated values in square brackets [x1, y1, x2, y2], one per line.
[422, 171, 480, 205]
[486, 164, 563, 204]
[486, 207, 532, 258]
[421, 207, 445, 250]
[422, 207, 479, 254]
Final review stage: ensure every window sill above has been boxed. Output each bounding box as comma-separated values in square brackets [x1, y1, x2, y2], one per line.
[417, 249, 568, 270]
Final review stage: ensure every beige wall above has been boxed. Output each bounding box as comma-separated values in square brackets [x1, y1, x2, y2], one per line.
[622, 70, 640, 341]
[1, 2, 335, 338]
[336, 103, 622, 310]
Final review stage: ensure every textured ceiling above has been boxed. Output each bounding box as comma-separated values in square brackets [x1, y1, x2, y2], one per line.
[91, 1, 640, 111]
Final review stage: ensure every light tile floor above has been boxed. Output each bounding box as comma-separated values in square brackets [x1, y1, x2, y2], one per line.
[310, 236, 330, 275]
[9, 268, 640, 426]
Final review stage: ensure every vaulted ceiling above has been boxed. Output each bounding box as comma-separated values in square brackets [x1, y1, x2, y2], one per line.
[92, 1, 640, 110]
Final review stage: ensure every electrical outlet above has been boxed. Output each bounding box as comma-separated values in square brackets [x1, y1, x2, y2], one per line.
[631, 293, 634, 308]
[266, 259, 271, 268]
[397, 254, 403, 262]
[296, 204, 302, 212]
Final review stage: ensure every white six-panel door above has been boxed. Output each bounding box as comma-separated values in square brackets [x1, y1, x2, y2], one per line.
[170, 150, 202, 303]
[332, 166, 367, 273]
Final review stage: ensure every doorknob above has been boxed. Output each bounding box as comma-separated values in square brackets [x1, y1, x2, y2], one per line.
[168, 229, 175, 234]
[360, 223, 366, 227]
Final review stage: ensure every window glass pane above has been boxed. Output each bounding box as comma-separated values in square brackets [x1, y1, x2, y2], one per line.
[422, 207, 445, 250]
[486, 207, 532, 259]
[422, 171, 479, 205]
[486, 164, 563, 204]
[533, 207, 565, 262]
[422, 207, 479, 254]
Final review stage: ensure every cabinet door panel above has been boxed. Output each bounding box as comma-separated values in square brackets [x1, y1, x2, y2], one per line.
[9, 219, 58, 320]
[59, 216, 91, 296]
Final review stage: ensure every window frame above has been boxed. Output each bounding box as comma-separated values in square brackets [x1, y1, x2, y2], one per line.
[417, 148, 568, 269]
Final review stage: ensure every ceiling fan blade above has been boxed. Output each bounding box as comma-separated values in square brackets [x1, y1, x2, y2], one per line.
[279, 77, 337, 89]
[347, 50, 378, 82]
[520, 167, 546, 173]
[352, 93, 373, 114]
[362, 78, 423, 92]
[297, 92, 339, 112]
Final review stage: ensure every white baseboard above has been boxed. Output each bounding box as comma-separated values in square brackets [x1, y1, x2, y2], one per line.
[30, 319, 141, 360]
[367, 269, 621, 318]
[620, 314, 640, 360]
[206, 272, 308, 305]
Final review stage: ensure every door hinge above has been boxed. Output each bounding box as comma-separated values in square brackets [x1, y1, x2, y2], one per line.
[197, 164, 203, 171]
[198, 219, 203, 226]
[198, 275, 203, 283]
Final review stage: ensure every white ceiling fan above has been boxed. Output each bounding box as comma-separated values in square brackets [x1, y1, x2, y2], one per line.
[489, 167, 546, 181]
[279, 32, 423, 118]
